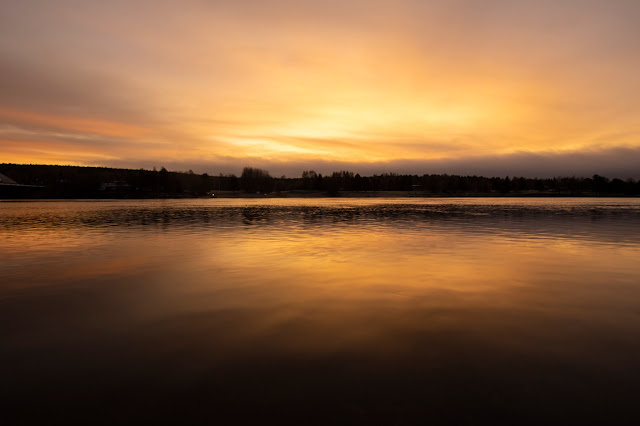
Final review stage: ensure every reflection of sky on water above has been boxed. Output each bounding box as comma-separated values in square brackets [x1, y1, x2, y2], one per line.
[1, 199, 640, 424]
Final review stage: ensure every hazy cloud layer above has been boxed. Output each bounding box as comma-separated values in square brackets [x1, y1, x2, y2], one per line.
[94, 146, 640, 180]
[2, 0, 640, 176]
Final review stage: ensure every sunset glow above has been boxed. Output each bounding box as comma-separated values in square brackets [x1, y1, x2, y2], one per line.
[2, 0, 639, 176]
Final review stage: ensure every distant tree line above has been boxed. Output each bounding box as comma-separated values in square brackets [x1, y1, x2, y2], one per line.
[281, 170, 640, 196]
[298, 171, 640, 196]
[0, 164, 219, 198]
[1, 163, 638, 198]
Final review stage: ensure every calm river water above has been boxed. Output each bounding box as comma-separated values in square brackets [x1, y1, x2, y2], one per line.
[2, 198, 640, 424]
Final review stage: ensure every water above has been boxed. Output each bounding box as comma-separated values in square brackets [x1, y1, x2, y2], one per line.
[2, 198, 640, 424]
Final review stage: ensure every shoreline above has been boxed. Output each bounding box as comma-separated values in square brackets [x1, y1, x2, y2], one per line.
[2, 191, 638, 201]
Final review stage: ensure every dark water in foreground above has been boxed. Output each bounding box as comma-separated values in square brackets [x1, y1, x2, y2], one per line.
[2, 198, 640, 425]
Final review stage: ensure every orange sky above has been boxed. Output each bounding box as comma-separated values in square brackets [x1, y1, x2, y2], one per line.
[1, 0, 639, 177]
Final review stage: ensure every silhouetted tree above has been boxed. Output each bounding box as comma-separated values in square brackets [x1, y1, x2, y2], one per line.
[240, 167, 273, 193]
[301, 170, 318, 190]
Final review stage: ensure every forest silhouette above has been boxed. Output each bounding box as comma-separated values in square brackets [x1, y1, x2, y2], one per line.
[1, 163, 638, 198]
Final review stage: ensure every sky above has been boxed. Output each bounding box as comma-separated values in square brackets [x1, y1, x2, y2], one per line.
[1, 0, 640, 178]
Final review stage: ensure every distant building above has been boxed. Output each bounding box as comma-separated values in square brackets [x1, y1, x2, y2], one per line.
[0, 173, 18, 185]
[0, 172, 44, 198]
[100, 181, 131, 191]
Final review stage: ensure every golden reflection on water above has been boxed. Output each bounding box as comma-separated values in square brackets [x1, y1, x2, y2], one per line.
[2, 199, 639, 318]
[2, 199, 640, 423]
[165, 224, 638, 356]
